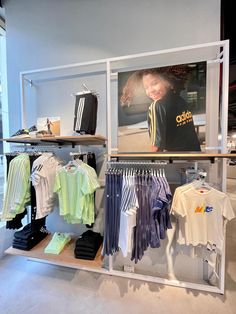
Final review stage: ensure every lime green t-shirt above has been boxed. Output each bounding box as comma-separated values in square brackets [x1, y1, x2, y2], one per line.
[54, 163, 99, 224]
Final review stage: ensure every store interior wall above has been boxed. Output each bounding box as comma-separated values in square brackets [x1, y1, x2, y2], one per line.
[1, 0, 222, 278]
[4, 0, 221, 133]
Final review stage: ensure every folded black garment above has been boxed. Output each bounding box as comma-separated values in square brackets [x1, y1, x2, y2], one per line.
[75, 230, 103, 250]
[14, 224, 47, 240]
[76, 230, 102, 241]
[74, 230, 103, 260]
[75, 251, 97, 258]
[74, 247, 97, 254]
[6, 208, 27, 230]
[12, 232, 47, 251]
[74, 252, 97, 260]
[13, 231, 46, 245]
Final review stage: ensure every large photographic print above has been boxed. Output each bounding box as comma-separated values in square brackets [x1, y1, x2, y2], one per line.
[118, 62, 206, 152]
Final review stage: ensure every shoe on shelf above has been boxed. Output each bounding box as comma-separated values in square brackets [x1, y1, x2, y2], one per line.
[28, 125, 37, 138]
[28, 125, 37, 132]
[11, 129, 30, 138]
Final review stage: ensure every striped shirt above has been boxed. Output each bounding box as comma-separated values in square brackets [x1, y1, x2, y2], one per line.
[1, 154, 31, 221]
[148, 101, 158, 146]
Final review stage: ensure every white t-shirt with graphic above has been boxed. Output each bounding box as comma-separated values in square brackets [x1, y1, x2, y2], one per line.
[171, 187, 235, 251]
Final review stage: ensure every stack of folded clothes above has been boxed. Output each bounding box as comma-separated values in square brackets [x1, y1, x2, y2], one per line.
[13, 223, 50, 250]
[44, 232, 71, 254]
[74, 230, 103, 260]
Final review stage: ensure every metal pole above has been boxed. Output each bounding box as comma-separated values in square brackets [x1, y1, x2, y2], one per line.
[20, 74, 26, 128]
[106, 60, 112, 156]
[219, 40, 230, 294]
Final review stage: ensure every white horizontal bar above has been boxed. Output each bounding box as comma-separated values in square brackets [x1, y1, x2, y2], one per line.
[20, 40, 228, 77]
[20, 58, 108, 76]
[108, 40, 227, 63]
[109, 270, 221, 294]
[27, 257, 222, 293]
[205, 146, 222, 150]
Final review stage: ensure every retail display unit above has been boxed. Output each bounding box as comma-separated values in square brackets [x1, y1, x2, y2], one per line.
[3, 40, 233, 294]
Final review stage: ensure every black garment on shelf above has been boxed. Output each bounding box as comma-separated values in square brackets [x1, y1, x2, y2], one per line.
[73, 93, 98, 135]
[6, 208, 27, 230]
[13, 223, 49, 250]
[74, 230, 103, 260]
[12, 232, 47, 251]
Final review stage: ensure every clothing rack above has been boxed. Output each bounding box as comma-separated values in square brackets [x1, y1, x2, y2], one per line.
[3, 40, 229, 295]
[107, 160, 168, 166]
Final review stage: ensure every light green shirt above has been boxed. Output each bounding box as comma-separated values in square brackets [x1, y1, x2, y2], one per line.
[54, 162, 99, 224]
[44, 232, 71, 254]
[1, 154, 30, 221]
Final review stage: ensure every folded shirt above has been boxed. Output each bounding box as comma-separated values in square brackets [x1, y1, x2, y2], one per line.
[74, 252, 97, 260]
[12, 232, 48, 251]
[44, 232, 71, 255]
[14, 223, 48, 240]
[74, 230, 103, 260]
[74, 247, 97, 254]
[75, 230, 103, 250]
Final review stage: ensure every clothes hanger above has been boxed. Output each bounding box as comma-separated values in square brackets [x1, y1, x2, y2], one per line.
[71, 83, 100, 97]
[191, 179, 212, 191]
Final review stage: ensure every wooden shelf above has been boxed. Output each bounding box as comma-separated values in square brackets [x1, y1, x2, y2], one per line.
[109, 153, 236, 164]
[2, 135, 107, 147]
[5, 235, 107, 273]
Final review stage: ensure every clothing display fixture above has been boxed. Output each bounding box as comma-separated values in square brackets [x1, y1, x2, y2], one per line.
[2, 40, 232, 295]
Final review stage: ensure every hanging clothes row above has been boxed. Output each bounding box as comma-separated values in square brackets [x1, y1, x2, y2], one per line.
[1, 151, 99, 228]
[102, 163, 172, 263]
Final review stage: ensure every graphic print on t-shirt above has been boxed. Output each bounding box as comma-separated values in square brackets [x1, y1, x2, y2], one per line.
[194, 205, 213, 213]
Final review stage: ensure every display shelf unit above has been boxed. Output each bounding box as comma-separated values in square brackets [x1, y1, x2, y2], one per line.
[108, 153, 236, 164]
[2, 135, 107, 148]
[3, 40, 230, 295]
[5, 235, 106, 274]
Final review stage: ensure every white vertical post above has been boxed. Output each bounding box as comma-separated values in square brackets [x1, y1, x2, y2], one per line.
[219, 40, 230, 294]
[106, 61, 112, 155]
[221, 40, 230, 188]
[106, 60, 114, 272]
[20, 73, 26, 128]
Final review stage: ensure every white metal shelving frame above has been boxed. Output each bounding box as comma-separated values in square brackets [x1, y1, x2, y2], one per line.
[17, 40, 230, 294]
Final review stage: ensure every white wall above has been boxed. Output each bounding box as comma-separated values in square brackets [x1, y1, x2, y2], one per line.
[4, 0, 221, 133]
